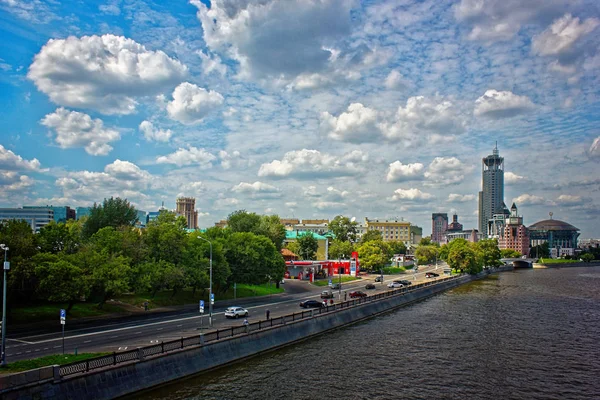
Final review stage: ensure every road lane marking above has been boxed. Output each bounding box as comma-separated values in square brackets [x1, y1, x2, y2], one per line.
[8, 339, 34, 345]
[83, 340, 92, 343]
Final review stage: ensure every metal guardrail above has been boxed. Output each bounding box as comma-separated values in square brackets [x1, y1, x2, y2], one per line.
[58, 274, 463, 378]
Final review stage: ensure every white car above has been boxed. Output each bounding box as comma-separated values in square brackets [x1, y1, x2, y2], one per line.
[387, 282, 404, 288]
[224, 306, 249, 319]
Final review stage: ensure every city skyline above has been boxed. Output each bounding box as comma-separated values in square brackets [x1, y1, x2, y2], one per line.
[1, 0, 599, 238]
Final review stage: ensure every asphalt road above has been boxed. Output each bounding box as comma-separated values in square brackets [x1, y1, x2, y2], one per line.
[4, 264, 448, 362]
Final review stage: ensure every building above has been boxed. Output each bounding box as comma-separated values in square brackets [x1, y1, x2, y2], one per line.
[214, 219, 227, 228]
[176, 197, 198, 230]
[355, 223, 368, 240]
[136, 210, 147, 227]
[284, 231, 329, 260]
[289, 221, 329, 235]
[0, 208, 54, 232]
[498, 203, 529, 255]
[76, 206, 92, 220]
[280, 218, 300, 227]
[410, 225, 422, 245]
[431, 213, 448, 243]
[528, 217, 580, 258]
[478, 144, 504, 236]
[579, 239, 600, 250]
[365, 218, 410, 243]
[23, 205, 75, 223]
[488, 203, 510, 238]
[446, 229, 484, 243]
[446, 214, 463, 233]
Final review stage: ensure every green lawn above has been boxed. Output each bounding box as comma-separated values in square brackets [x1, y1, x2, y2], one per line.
[538, 258, 582, 264]
[0, 353, 108, 374]
[8, 302, 128, 324]
[313, 276, 360, 287]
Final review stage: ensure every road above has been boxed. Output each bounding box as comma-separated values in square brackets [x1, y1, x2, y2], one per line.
[4, 264, 448, 362]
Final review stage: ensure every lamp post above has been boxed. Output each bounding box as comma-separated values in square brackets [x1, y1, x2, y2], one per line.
[197, 237, 213, 327]
[1, 244, 9, 367]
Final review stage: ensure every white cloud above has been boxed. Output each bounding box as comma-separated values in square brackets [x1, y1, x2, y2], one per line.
[588, 136, 600, 160]
[325, 186, 350, 202]
[320, 103, 381, 143]
[167, 82, 224, 125]
[258, 149, 369, 179]
[389, 188, 435, 202]
[191, 0, 354, 82]
[218, 150, 249, 170]
[197, 51, 227, 76]
[99, 2, 120, 16]
[424, 157, 473, 186]
[314, 201, 346, 211]
[285, 202, 298, 208]
[231, 181, 280, 194]
[513, 193, 546, 205]
[532, 14, 599, 57]
[474, 90, 535, 119]
[40, 108, 120, 156]
[0, 144, 41, 171]
[555, 194, 587, 206]
[447, 193, 476, 203]
[139, 121, 173, 142]
[505, 171, 526, 183]
[156, 147, 217, 167]
[386, 161, 424, 183]
[28, 34, 187, 114]
[286, 73, 334, 91]
[384, 70, 406, 89]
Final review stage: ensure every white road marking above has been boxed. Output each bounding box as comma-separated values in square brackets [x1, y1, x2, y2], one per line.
[83, 340, 92, 343]
[8, 338, 34, 345]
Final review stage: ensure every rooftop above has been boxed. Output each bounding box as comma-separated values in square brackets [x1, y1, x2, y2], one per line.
[528, 219, 579, 231]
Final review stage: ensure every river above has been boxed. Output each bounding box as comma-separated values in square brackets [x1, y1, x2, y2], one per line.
[130, 266, 600, 400]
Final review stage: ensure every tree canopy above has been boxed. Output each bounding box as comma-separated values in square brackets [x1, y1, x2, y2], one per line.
[329, 215, 358, 243]
[83, 197, 137, 238]
[297, 232, 319, 260]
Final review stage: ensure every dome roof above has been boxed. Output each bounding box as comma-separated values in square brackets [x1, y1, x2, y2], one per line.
[528, 219, 579, 231]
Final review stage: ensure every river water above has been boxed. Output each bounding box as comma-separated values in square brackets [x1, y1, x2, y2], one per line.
[131, 267, 600, 400]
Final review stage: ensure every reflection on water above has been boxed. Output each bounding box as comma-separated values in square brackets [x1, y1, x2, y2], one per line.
[130, 267, 600, 400]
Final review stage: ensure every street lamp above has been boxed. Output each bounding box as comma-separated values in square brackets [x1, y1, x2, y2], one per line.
[197, 237, 213, 327]
[0, 244, 9, 367]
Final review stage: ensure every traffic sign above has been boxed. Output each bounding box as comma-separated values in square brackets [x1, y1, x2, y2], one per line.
[199, 300, 205, 314]
[210, 293, 214, 305]
[60, 309, 66, 325]
[3, 261, 9, 270]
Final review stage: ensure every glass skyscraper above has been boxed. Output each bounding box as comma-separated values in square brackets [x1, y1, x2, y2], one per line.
[478, 145, 504, 236]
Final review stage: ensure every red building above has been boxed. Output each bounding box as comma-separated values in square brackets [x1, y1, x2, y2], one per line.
[498, 203, 530, 256]
[284, 252, 360, 281]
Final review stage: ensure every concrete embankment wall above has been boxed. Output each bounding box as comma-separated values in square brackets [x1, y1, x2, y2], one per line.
[533, 261, 600, 269]
[1, 275, 473, 400]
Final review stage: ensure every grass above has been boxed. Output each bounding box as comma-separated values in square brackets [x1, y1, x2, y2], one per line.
[382, 266, 407, 274]
[0, 353, 108, 374]
[312, 276, 360, 287]
[538, 258, 582, 264]
[9, 303, 128, 324]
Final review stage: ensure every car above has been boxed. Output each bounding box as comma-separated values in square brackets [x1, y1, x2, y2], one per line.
[425, 272, 440, 278]
[331, 283, 341, 290]
[280, 279, 285, 284]
[396, 280, 412, 286]
[349, 291, 367, 298]
[300, 300, 324, 308]
[374, 276, 383, 282]
[321, 290, 334, 299]
[224, 306, 249, 319]
[365, 283, 376, 290]
[387, 282, 404, 288]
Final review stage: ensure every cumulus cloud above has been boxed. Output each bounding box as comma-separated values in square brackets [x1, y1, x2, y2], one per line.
[218, 150, 249, 170]
[156, 147, 217, 167]
[314, 201, 346, 211]
[320, 103, 381, 143]
[474, 90, 535, 119]
[258, 149, 369, 179]
[386, 161, 424, 183]
[384, 70, 407, 89]
[40, 108, 120, 156]
[505, 171, 526, 183]
[197, 50, 227, 76]
[28, 34, 187, 114]
[191, 0, 354, 81]
[513, 193, 546, 205]
[447, 193, 476, 203]
[424, 157, 474, 186]
[532, 14, 599, 57]
[389, 188, 435, 202]
[0, 144, 41, 171]
[555, 194, 587, 206]
[588, 136, 600, 160]
[231, 181, 280, 195]
[167, 82, 224, 125]
[139, 121, 173, 142]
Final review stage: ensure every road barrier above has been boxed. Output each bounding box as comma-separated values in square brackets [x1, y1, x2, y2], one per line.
[58, 274, 462, 378]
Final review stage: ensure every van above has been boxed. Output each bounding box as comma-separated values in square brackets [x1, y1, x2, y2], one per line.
[320, 290, 334, 299]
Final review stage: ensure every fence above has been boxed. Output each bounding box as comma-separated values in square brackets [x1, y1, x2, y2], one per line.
[58, 274, 462, 378]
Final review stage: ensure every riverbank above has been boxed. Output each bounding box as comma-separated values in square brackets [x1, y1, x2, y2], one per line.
[533, 261, 600, 269]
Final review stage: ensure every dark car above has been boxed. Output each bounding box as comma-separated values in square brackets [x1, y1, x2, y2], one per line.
[375, 276, 384, 282]
[425, 272, 439, 278]
[396, 280, 412, 286]
[365, 283, 376, 290]
[331, 283, 341, 290]
[349, 291, 367, 298]
[300, 300, 324, 308]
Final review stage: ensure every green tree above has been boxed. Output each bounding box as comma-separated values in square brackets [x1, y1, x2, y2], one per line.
[439, 243, 449, 261]
[227, 210, 262, 233]
[143, 211, 188, 266]
[37, 221, 79, 254]
[329, 215, 358, 242]
[83, 197, 137, 238]
[258, 215, 286, 250]
[360, 230, 382, 243]
[388, 240, 407, 256]
[356, 240, 390, 272]
[500, 248, 522, 258]
[415, 245, 439, 265]
[0, 219, 39, 300]
[284, 241, 301, 256]
[329, 239, 354, 259]
[580, 253, 594, 262]
[419, 237, 434, 246]
[531, 242, 550, 258]
[446, 239, 481, 274]
[183, 234, 230, 294]
[35, 259, 89, 312]
[475, 239, 502, 268]
[297, 232, 319, 260]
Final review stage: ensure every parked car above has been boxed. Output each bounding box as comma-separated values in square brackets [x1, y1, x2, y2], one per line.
[425, 272, 439, 278]
[321, 290, 334, 299]
[365, 283, 376, 290]
[387, 282, 404, 288]
[375, 276, 383, 282]
[224, 306, 249, 319]
[300, 300, 324, 308]
[349, 291, 367, 298]
[331, 283, 341, 290]
[396, 280, 412, 286]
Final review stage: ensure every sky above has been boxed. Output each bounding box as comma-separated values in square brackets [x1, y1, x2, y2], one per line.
[0, 0, 599, 238]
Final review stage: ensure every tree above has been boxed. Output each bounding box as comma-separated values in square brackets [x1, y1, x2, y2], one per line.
[446, 239, 481, 274]
[439, 243, 449, 261]
[35, 259, 89, 312]
[388, 240, 407, 256]
[329, 215, 358, 242]
[83, 197, 137, 238]
[475, 239, 502, 268]
[415, 245, 439, 265]
[143, 211, 188, 266]
[419, 237, 434, 246]
[285, 241, 301, 256]
[37, 221, 79, 254]
[500, 249, 522, 258]
[581, 253, 594, 262]
[356, 240, 390, 272]
[329, 240, 354, 260]
[297, 232, 319, 260]
[0, 219, 39, 300]
[258, 215, 286, 250]
[227, 210, 262, 233]
[360, 230, 382, 243]
[183, 234, 230, 294]
[530, 242, 550, 258]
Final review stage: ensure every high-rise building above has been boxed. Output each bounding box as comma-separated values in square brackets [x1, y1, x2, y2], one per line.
[431, 213, 448, 243]
[478, 144, 504, 236]
[76, 207, 92, 220]
[498, 203, 529, 256]
[0, 208, 54, 232]
[176, 197, 198, 229]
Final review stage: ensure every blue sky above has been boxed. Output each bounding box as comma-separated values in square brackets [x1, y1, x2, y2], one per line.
[1, 0, 599, 238]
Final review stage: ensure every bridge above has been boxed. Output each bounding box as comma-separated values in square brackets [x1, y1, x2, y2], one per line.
[501, 258, 537, 268]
